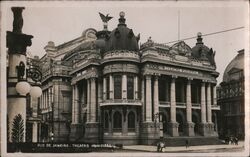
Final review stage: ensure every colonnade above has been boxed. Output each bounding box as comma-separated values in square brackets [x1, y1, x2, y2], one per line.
[142, 75, 217, 136]
[71, 78, 97, 124]
[40, 87, 53, 110]
[102, 74, 139, 101]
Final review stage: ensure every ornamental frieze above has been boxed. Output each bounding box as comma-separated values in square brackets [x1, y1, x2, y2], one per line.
[71, 67, 98, 84]
[103, 63, 139, 75]
[142, 63, 217, 83]
[104, 50, 140, 59]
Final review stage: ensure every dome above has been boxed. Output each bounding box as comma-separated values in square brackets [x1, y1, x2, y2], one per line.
[105, 12, 139, 52]
[191, 32, 216, 66]
[222, 49, 244, 82]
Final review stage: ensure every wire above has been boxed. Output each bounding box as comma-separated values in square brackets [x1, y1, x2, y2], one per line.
[162, 26, 244, 45]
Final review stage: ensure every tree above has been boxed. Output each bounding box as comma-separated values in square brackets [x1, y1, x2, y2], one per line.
[11, 114, 24, 143]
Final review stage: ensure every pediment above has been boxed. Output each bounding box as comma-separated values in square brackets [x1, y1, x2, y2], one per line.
[170, 41, 192, 56]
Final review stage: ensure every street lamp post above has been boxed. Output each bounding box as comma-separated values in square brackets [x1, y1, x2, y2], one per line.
[7, 7, 42, 144]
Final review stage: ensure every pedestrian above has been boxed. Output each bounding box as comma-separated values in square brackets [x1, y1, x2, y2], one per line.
[185, 139, 189, 148]
[233, 137, 238, 145]
[157, 141, 164, 152]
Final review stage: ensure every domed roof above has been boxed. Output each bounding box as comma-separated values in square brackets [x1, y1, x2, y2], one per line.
[223, 49, 244, 82]
[105, 12, 139, 52]
[191, 32, 216, 66]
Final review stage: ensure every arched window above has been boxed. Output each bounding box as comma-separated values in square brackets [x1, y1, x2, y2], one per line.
[113, 111, 122, 131]
[128, 111, 135, 131]
[104, 112, 109, 129]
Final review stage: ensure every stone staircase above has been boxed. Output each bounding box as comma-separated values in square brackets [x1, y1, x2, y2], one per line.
[162, 136, 223, 146]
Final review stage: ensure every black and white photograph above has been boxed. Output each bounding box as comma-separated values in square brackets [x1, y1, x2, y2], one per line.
[0, 0, 249, 156]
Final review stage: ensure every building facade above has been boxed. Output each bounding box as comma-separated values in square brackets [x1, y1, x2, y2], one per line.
[217, 49, 244, 139]
[37, 12, 220, 145]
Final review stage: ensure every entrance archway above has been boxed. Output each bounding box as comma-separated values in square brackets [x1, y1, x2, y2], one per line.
[159, 112, 168, 135]
[176, 113, 184, 135]
[192, 112, 200, 135]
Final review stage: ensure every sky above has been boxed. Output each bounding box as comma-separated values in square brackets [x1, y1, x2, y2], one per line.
[1, 1, 248, 83]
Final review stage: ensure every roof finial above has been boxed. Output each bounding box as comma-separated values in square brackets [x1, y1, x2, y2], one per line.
[196, 32, 203, 45]
[99, 12, 113, 31]
[118, 11, 126, 26]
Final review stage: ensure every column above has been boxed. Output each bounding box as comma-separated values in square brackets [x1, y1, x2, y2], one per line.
[199, 81, 209, 136]
[153, 76, 159, 122]
[122, 74, 127, 99]
[168, 76, 179, 137]
[141, 77, 145, 122]
[75, 85, 79, 124]
[103, 77, 106, 100]
[109, 75, 114, 99]
[97, 79, 102, 121]
[71, 85, 76, 123]
[90, 78, 96, 122]
[186, 79, 192, 123]
[134, 76, 138, 99]
[87, 79, 91, 122]
[32, 122, 38, 142]
[170, 77, 176, 122]
[185, 78, 195, 136]
[201, 82, 206, 123]
[48, 88, 51, 110]
[207, 83, 212, 123]
[145, 75, 152, 122]
[213, 85, 217, 106]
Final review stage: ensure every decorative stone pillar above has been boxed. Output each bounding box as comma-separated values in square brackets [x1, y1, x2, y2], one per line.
[153, 76, 159, 122]
[75, 85, 79, 124]
[213, 85, 217, 106]
[201, 82, 206, 123]
[206, 83, 214, 135]
[87, 79, 91, 122]
[145, 75, 152, 122]
[141, 75, 160, 145]
[170, 77, 176, 122]
[109, 75, 114, 99]
[168, 76, 179, 137]
[32, 122, 38, 142]
[6, 8, 33, 143]
[134, 76, 138, 99]
[97, 79, 102, 122]
[207, 83, 212, 123]
[70, 84, 82, 141]
[141, 77, 145, 122]
[71, 85, 76, 123]
[85, 77, 99, 143]
[103, 77, 107, 100]
[90, 78, 96, 122]
[122, 74, 127, 99]
[184, 78, 195, 136]
[199, 81, 209, 136]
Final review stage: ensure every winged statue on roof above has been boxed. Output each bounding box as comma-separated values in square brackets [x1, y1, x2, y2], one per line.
[99, 12, 113, 30]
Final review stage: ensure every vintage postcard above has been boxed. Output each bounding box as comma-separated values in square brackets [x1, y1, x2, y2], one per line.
[1, 0, 249, 156]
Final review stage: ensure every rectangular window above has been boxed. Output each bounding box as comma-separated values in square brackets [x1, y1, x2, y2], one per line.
[106, 76, 110, 99]
[114, 75, 122, 99]
[127, 75, 134, 99]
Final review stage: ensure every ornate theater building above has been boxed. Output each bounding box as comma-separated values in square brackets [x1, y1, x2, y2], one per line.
[217, 49, 244, 139]
[37, 12, 220, 145]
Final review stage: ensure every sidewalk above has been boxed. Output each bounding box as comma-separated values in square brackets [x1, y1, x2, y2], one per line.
[123, 141, 244, 152]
